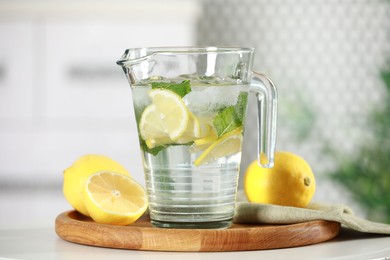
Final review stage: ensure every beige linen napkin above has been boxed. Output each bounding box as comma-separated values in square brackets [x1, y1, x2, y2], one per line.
[233, 201, 390, 235]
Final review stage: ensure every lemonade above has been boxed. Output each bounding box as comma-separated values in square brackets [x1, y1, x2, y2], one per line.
[132, 78, 249, 228]
[117, 47, 278, 229]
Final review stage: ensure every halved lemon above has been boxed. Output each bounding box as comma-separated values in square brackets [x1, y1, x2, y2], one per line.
[194, 127, 243, 166]
[63, 154, 130, 217]
[139, 89, 189, 141]
[83, 171, 148, 226]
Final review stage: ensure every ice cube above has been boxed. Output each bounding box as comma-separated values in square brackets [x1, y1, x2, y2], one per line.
[184, 85, 242, 115]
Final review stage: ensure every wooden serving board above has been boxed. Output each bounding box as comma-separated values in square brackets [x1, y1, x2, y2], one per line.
[55, 210, 340, 252]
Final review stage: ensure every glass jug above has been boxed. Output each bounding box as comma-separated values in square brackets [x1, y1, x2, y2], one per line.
[117, 47, 277, 229]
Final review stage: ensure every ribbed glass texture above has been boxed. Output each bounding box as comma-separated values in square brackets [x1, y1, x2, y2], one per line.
[143, 146, 240, 229]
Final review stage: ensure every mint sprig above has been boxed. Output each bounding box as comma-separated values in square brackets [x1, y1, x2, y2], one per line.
[151, 80, 191, 97]
[213, 92, 248, 137]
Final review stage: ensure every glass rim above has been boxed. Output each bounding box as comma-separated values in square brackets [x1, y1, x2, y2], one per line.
[116, 46, 255, 66]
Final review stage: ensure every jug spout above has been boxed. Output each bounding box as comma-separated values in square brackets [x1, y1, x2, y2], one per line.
[116, 48, 151, 67]
[116, 48, 153, 85]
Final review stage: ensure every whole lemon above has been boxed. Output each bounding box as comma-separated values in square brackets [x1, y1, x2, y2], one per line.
[63, 154, 131, 216]
[244, 151, 316, 208]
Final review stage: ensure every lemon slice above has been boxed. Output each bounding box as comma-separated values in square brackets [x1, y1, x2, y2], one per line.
[190, 128, 218, 153]
[173, 112, 206, 144]
[144, 113, 198, 149]
[144, 111, 211, 148]
[84, 171, 148, 226]
[139, 89, 189, 141]
[194, 129, 218, 146]
[145, 136, 171, 149]
[139, 105, 168, 140]
[195, 116, 214, 139]
[182, 112, 201, 139]
[194, 127, 243, 166]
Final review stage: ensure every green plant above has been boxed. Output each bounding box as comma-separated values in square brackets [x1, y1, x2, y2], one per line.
[330, 65, 390, 223]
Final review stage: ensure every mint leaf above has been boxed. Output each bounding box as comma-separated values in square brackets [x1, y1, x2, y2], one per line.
[213, 92, 248, 137]
[234, 92, 248, 123]
[151, 80, 191, 97]
[140, 140, 165, 156]
[213, 107, 241, 137]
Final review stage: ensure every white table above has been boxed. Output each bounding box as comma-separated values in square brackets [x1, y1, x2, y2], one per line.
[1, 189, 390, 260]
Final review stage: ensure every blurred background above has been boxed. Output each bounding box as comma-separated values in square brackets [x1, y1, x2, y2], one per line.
[1, 0, 389, 225]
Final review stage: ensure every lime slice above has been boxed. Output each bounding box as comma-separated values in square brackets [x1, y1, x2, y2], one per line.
[139, 89, 190, 141]
[194, 127, 243, 166]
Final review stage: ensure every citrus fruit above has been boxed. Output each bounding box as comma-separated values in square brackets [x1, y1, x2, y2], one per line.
[244, 151, 316, 208]
[140, 90, 214, 148]
[178, 112, 202, 141]
[189, 119, 218, 153]
[63, 154, 130, 216]
[83, 171, 148, 225]
[139, 89, 189, 141]
[193, 119, 217, 147]
[194, 127, 243, 166]
[190, 132, 218, 153]
[145, 112, 201, 148]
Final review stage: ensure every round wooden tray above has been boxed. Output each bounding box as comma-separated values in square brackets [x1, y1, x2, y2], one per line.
[55, 210, 340, 252]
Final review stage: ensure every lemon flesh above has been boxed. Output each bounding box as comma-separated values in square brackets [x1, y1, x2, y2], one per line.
[84, 171, 148, 225]
[193, 128, 218, 147]
[140, 89, 189, 141]
[194, 127, 243, 166]
[63, 154, 130, 216]
[244, 151, 316, 208]
[140, 89, 214, 149]
[145, 112, 211, 149]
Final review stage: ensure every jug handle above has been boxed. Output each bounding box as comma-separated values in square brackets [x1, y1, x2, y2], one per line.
[250, 72, 278, 168]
